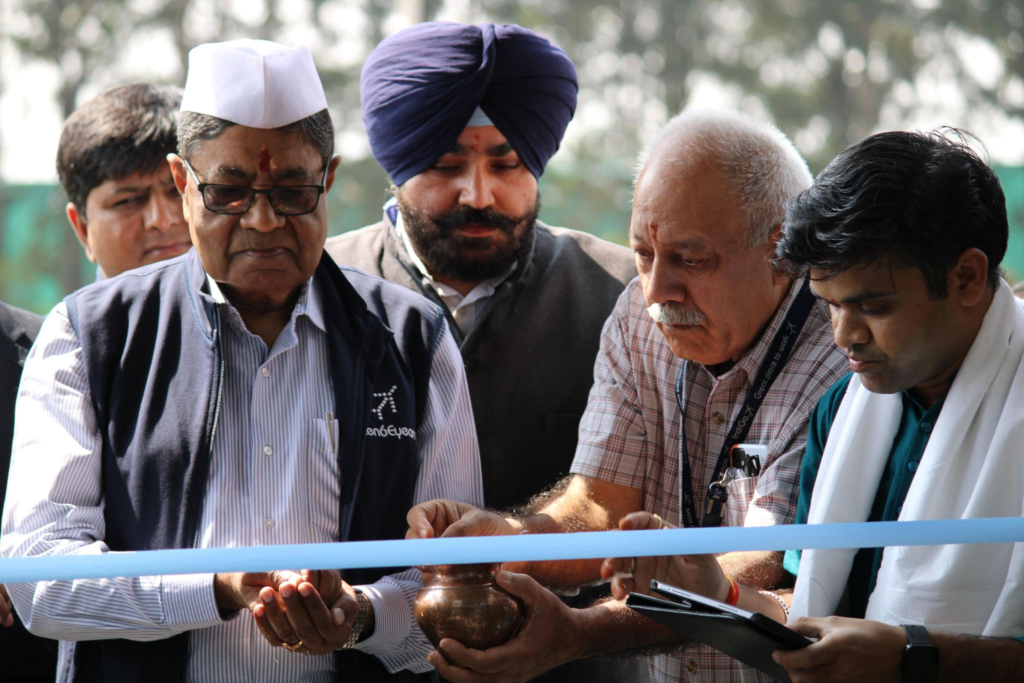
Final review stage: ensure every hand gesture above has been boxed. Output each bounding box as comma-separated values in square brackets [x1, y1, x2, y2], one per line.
[774, 617, 905, 683]
[406, 499, 520, 540]
[252, 570, 367, 656]
[599, 511, 729, 602]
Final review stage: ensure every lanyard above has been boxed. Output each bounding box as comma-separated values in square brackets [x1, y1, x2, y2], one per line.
[675, 281, 816, 528]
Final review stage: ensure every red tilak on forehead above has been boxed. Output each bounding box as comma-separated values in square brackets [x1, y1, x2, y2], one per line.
[650, 222, 660, 243]
[257, 144, 271, 173]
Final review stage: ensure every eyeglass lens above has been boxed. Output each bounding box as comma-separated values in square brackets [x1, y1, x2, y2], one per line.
[203, 185, 322, 215]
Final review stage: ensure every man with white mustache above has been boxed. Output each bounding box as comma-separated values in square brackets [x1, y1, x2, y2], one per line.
[406, 109, 850, 683]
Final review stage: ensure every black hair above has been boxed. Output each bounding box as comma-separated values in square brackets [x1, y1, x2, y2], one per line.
[56, 83, 183, 215]
[776, 128, 1008, 299]
[177, 109, 334, 170]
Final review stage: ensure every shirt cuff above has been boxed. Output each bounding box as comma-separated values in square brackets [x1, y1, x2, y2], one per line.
[162, 573, 227, 631]
[352, 581, 414, 656]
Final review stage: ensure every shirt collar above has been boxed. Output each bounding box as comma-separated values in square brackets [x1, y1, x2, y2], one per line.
[201, 272, 326, 334]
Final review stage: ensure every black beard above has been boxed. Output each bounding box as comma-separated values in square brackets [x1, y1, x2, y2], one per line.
[397, 197, 540, 283]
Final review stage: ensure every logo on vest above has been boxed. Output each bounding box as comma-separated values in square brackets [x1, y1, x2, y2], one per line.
[366, 385, 417, 440]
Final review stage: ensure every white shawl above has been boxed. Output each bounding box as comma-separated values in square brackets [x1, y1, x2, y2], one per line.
[789, 283, 1024, 636]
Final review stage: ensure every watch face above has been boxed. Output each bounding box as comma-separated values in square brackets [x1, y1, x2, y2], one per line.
[902, 646, 941, 683]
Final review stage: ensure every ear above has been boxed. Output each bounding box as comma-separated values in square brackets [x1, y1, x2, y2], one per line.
[950, 247, 990, 308]
[167, 154, 193, 225]
[66, 202, 96, 263]
[765, 224, 791, 286]
[324, 154, 343, 194]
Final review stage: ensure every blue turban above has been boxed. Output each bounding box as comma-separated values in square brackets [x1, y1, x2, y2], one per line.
[361, 22, 578, 186]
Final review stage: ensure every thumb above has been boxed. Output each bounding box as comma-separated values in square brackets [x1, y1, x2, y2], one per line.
[787, 617, 823, 638]
[494, 570, 540, 602]
[619, 511, 663, 531]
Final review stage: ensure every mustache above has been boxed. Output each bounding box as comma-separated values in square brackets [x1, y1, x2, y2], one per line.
[648, 302, 707, 326]
[429, 206, 522, 234]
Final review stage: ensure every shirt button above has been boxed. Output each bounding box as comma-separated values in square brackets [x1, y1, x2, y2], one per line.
[261, 367, 270, 378]
[264, 445, 273, 456]
[687, 660, 699, 673]
[920, 422, 932, 432]
[711, 412, 726, 425]
[908, 461, 919, 472]
[264, 517, 275, 529]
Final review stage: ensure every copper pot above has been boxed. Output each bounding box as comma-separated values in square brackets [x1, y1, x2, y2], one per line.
[414, 563, 524, 658]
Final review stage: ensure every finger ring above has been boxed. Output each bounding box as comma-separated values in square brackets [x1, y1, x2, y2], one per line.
[653, 514, 664, 529]
[283, 640, 305, 652]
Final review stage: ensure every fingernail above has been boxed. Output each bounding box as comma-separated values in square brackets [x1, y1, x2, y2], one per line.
[498, 569, 511, 580]
[298, 583, 312, 597]
[333, 608, 345, 626]
[254, 605, 264, 618]
[281, 584, 293, 598]
[261, 590, 274, 604]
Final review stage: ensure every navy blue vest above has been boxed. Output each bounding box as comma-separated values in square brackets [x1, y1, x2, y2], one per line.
[63, 250, 444, 683]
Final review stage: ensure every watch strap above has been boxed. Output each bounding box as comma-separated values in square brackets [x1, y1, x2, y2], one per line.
[341, 589, 370, 649]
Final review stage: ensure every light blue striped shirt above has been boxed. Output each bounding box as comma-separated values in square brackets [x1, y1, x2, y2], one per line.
[1, 273, 483, 682]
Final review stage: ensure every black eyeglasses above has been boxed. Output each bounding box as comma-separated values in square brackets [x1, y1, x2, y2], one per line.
[182, 159, 328, 216]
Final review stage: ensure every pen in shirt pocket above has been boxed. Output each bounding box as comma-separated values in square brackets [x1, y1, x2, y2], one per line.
[325, 411, 335, 455]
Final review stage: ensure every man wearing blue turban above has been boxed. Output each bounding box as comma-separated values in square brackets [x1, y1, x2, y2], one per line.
[326, 21, 645, 683]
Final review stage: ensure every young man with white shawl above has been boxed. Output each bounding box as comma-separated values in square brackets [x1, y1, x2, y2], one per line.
[768, 128, 1024, 682]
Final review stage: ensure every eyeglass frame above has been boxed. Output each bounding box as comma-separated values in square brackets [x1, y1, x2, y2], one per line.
[181, 158, 330, 216]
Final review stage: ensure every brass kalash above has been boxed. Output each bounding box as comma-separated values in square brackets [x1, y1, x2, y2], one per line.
[415, 563, 525, 660]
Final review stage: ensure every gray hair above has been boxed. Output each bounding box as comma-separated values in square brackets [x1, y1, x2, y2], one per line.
[177, 108, 335, 169]
[634, 108, 812, 247]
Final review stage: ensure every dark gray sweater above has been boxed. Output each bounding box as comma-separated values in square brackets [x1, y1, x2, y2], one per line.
[326, 221, 636, 510]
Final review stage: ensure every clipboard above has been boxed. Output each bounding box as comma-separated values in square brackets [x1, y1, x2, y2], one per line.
[626, 581, 811, 682]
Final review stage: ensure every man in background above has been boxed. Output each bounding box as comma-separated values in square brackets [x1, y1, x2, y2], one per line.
[57, 83, 190, 279]
[326, 24, 639, 683]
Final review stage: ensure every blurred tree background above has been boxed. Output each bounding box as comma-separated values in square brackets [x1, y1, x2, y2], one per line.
[1, 0, 1023, 312]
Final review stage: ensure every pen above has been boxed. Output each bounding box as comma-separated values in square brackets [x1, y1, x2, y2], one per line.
[325, 411, 335, 455]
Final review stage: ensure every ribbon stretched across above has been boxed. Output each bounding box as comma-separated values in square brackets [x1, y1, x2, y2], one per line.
[1, 518, 1022, 583]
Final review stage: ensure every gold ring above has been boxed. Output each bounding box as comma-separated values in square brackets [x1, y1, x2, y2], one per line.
[283, 640, 305, 652]
[652, 514, 664, 529]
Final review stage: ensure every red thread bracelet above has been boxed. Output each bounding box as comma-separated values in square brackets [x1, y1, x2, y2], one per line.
[724, 575, 740, 606]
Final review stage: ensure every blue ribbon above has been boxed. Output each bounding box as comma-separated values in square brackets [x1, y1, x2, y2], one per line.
[1, 518, 1022, 583]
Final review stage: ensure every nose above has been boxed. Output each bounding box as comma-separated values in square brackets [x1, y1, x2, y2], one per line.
[457, 162, 496, 210]
[832, 307, 870, 350]
[145, 191, 186, 233]
[240, 193, 286, 233]
[644, 253, 686, 306]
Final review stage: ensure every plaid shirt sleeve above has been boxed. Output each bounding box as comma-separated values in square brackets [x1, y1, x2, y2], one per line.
[571, 284, 651, 490]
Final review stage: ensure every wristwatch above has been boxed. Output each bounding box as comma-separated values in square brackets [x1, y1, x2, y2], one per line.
[901, 624, 940, 683]
[341, 588, 370, 649]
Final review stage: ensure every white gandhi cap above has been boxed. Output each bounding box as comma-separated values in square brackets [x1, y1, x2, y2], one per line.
[180, 39, 328, 129]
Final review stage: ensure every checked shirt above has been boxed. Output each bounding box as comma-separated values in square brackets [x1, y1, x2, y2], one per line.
[572, 278, 847, 683]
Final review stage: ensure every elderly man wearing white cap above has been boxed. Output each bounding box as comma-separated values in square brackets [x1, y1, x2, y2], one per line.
[0, 39, 482, 683]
